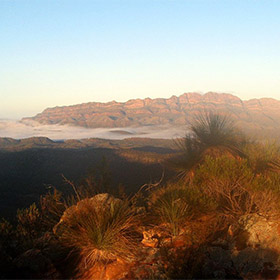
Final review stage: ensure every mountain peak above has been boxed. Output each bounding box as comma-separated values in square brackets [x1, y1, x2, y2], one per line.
[22, 92, 280, 132]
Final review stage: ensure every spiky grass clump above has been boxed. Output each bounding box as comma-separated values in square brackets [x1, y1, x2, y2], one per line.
[169, 112, 245, 179]
[56, 197, 141, 266]
[148, 183, 213, 236]
[244, 141, 280, 175]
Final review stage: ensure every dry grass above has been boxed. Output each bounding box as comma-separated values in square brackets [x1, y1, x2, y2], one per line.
[40, 188, 66, 229]
[148, 183, 213, 236]
[16, 203, 42, 239]
[195, 156, 280, 220]
[55, 197, 142, 267]
[244, 141, 280, 175]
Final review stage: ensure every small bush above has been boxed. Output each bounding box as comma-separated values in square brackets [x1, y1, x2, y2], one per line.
[40, 188, 66, 229]
[194, 156, 280, 220]
[16, 203, 42, 240]
[55, 197, 142, 267]
[0, 218, 13, 241]
[0, 218, 15, 255]
[168, 112, 245, 180]
[148, 183, 215, 236]
[244, 141, 280, 175]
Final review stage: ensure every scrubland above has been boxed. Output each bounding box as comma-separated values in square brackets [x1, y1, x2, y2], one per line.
[1, 113, 280, 279]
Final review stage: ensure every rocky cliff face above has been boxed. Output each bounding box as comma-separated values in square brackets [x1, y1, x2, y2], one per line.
[22, 92, 280, 133]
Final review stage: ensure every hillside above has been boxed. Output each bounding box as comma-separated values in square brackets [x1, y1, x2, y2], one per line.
[23, 92, 280, 135]
[0, 136, 174, 152]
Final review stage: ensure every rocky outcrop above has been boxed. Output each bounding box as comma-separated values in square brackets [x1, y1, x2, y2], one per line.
[22, 92, 280, 134]
[52, 192, 280, 279]
[138, 213, 280, 279]
[201, 214, 280, 279]
[234, 214, 280, 252]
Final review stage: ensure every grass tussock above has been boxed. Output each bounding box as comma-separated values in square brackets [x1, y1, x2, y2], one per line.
[244, 141, 280, 175]
[55, 197, 142, 266]
[148, 182, 215, 236]
[168, 112, 246, 180]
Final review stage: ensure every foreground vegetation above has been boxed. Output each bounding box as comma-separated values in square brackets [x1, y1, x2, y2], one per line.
[1, 113, 280, 279]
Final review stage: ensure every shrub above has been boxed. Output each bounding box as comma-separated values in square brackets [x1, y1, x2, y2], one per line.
[148, 182, 215, 236]
[40, 188, 66, 229]
[168, 112, 245, 180]
[55, 197, 142, 267]
[158, 245, 209, 279]
[194, 156, 280, 220]
[16, 203, 42, 239]
[0, 218, 15, 254]
[0, 218, 13, 241]
[244, 141, 280, 175]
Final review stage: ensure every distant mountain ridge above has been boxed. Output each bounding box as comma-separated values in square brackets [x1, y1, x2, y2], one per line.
[22, 92, 280, 133]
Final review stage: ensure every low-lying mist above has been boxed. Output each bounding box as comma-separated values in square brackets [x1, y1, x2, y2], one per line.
[0, 120, 186, 140]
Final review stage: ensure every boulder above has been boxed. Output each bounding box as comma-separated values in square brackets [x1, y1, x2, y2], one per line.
[235, 214, 280, 252]
[181, 213, 280, 278]
[229, 214, 280, 278]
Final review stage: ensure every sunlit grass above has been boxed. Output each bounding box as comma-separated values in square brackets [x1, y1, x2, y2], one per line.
[55, 197, 142, 266]
[148, 183, 214, 236]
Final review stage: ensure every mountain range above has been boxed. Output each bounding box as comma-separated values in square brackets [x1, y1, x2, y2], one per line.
[23, 92, 280, 135]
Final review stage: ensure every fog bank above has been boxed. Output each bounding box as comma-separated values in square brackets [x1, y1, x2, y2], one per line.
[0, 120, 186, 140]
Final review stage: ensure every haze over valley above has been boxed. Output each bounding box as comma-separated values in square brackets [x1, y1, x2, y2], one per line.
[0, 119, 185, 141]
[1, 92, 280, 141]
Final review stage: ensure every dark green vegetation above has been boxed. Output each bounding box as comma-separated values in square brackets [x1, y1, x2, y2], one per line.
[1, 113, 280, 279]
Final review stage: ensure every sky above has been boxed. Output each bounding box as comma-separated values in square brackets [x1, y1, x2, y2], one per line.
[0, 0, 280, 119]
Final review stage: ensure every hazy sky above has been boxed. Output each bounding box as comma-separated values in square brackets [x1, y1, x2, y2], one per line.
[1, 0, 280, 119]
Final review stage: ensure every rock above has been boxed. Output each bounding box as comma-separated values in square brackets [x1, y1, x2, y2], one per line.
[214, 213, 280, 278]
[234, 214, 280, 252]
[232, 247, 280, 277]
[141, 229, 160, 248]
[201, 246, 233, 279]
[189, 213, 280, 278]
[141, 237, 159, 248]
